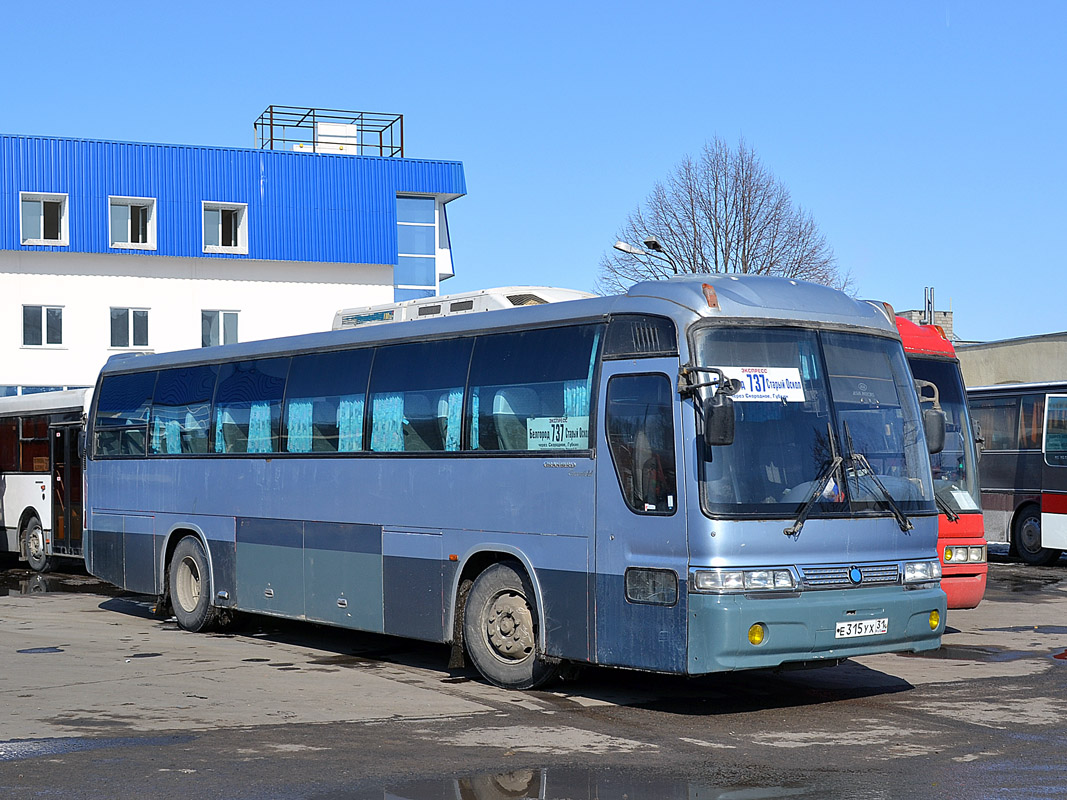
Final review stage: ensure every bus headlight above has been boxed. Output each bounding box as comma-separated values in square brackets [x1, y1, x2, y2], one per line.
[692, 568, 796, 593]
[904, 560, 942, 584]
[943, 546, 986, 564]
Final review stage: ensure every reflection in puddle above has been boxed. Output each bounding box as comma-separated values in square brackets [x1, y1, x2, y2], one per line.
[308, 767, 827, 800]
[0, 568, 130, 598]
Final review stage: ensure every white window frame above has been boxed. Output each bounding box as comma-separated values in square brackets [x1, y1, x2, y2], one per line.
[22, 304, 65, 348]
[202, 201, 248, 255]
[109, 306, 152, 350]
[20, 192, 69, 247]
[202, 309, 239, 347]
[108, 196, 157, 251]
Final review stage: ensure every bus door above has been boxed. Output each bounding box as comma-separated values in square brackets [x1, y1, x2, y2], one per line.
[1040, 394, 1067, 551]
[595, 363, 688, 672]
[49, 423, 83, 557]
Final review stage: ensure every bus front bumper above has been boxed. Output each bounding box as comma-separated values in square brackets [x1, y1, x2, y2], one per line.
[687, 585, 946, 675]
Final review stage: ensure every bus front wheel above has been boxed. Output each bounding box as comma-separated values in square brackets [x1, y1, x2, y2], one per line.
[1013, 506, 1062, 566]
[23, 516, 52, 573]
[168, 537, 219, 632]
[463, 562, 559, 690]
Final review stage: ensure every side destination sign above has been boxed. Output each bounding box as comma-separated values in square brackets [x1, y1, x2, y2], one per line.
[719, 367, 805, 403]
[527, 416, 589, 450]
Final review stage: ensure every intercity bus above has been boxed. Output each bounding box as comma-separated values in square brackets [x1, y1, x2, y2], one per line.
[0, 389, 91, 572]
[896, 318, 986, 608]
[967, 381, 1067, 565]
[84, 275, 946, 688]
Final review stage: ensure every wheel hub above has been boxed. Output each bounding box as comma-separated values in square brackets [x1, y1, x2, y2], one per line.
[1020, 517, 1041, 551]
[27, 528, 45, 560]
[175, 556, 202, 613]
[485, 592, 534, 662]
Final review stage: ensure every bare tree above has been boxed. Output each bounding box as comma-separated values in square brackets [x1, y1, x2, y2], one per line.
[598, 138, 850, 293]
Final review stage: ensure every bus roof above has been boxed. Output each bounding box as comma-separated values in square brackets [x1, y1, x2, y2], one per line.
[895, 316, 956, 358]
[99, 275, 897, 376]
[0, 388, 93, 417]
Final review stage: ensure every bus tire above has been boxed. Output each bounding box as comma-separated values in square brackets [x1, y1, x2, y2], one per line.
[23, 516, 53, 573]
[168, 536, 219, 632]
[463, 562, 559, 690]
[1013, 506, 1061, 566]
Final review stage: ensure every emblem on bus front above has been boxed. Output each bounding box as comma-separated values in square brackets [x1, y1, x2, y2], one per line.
[849, 566, 863, 585]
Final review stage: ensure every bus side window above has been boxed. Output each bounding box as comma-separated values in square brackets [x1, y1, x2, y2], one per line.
[213, 359, 289, 454]
[605, 374, 676, 514]
[284, 349, 372, 453]
[969, 397, 1019, 451]
[467, 325, 602, 452]
[368, 338, 473, 453]
[94, 371, 158, 457]
[0, 418, 17, 471]
[151, 365, 218, 455]
[1019, 394, 1045, 451]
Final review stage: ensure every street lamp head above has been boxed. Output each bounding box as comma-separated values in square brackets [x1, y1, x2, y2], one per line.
[643, 235, 664, 252]
[613, 240, 646, 256]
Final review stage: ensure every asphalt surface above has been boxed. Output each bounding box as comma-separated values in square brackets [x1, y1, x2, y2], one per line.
[1, 550, 1065, 800]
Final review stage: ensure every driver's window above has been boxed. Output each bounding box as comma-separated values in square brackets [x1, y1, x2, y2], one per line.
[605, 374, 676, 514]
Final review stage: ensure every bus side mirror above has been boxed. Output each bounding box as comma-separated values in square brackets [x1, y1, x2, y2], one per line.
[924, 408, 946, 454]
[704, 394, 736, 448]
[973, 420, 984, 462]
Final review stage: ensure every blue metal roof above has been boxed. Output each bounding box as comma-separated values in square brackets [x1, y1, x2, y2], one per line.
[0, 134, 465, 265]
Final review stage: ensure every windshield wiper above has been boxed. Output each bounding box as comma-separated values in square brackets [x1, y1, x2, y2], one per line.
[842, 421, 913, 532]
[934, 492, 960, 523]
[784, 423, 843, 537]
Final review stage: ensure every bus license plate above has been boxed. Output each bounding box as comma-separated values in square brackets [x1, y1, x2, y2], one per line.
[835, 618, 888, 639]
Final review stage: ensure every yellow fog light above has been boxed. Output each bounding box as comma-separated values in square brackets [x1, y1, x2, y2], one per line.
[748, 623, 767, 646]
[929, 610, 940, 631]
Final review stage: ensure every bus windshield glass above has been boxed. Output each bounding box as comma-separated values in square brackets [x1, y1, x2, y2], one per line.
[907, 356, 981, 514]
[696, 326, 935, 517]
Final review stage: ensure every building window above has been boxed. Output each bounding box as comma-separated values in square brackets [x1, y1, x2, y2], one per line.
[20, 193, 69, 246]
[202, 310, 239, 347]
[23, 305, 63, 346]
[109, 197, 156, 250]
[396, 195, 437, 301]
[203, 202, 248, 254]
[111, 308, 150, 348]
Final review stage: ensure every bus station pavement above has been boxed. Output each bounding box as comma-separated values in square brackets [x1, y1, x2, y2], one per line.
[1, 557, 1066, 799]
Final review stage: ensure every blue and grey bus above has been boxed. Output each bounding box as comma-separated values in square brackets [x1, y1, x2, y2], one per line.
[83, 275, 946, 688]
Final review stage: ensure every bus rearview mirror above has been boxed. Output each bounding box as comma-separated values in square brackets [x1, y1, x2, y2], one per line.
[704, 394, 736, 448]
[924, 408, 946, 455]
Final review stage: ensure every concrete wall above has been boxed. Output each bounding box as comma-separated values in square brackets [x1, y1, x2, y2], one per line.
[956, 332, 1067, 387]
[2, 250, 392, 388]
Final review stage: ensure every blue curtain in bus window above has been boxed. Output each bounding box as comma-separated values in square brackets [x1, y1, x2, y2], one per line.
[338, 395, 365, 451]
[470, 391, 480, 449]
[371, 393, 404, 452]
[563, 380, 588, 417]
[247, 402, 273, 453]
[439, 388, 463, 451]
[287, 400, 313, 453]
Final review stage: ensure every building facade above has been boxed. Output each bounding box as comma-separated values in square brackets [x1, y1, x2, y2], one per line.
[1, 131, 465, 395]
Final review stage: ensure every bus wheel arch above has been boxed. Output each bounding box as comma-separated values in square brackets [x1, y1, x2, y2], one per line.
[1012, 503, 1061, 566]
[460, 558, 560, 690]
[165, 532, 221, 632]
[20, 510, 52, 573]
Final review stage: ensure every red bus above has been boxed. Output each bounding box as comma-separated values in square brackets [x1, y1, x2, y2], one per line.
[896, 317, 986, 608]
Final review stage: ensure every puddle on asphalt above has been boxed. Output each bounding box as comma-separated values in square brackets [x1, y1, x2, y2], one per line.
[0, 734, 194, 762]
[16, 646, 65, 655]
[305, 767, 822, 800]
[900, 643, 1034, 663]
[0, 568, 131, 598]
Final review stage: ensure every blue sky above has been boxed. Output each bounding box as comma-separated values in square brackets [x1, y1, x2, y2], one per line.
[4, 1, 1063, 342]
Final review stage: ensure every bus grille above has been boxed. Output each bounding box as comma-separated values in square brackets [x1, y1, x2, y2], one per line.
[800, 563, 900, 589]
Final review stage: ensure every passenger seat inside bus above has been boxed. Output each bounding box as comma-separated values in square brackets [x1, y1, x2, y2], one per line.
[493, 388, 539, 450]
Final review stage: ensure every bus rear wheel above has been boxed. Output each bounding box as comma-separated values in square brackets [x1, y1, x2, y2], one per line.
[23, 516, 53, 573]
[168, 537, 219, 632]
[1013, 506, 1061, 566]
[463, 562, 559, 690]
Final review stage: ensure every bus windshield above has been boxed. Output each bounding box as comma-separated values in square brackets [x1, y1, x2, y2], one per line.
[907, 356, 981, 515]
[695, 326, 935, 517]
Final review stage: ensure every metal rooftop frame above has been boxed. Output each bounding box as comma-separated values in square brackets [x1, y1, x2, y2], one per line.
[254, 105, 404, 157]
